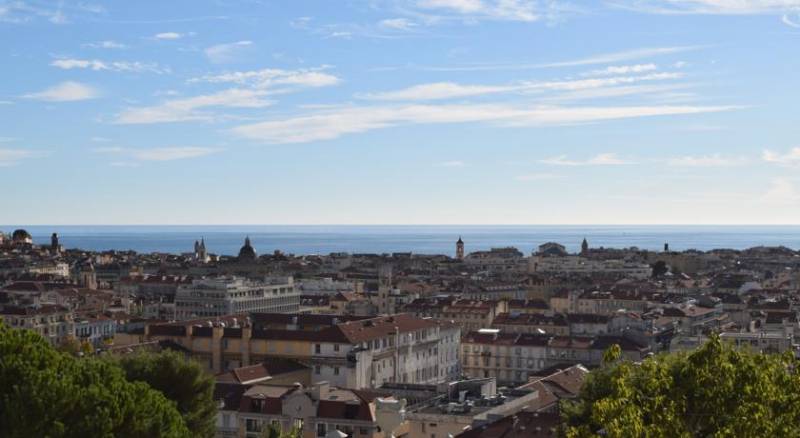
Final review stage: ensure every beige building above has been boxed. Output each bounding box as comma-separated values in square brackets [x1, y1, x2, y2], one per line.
[0, 304, 75, 346]
[404, 297, 508, 333]
[218, 381, 407, 438]
[461, 329, 649, 385]
[118, 313, 461, 390]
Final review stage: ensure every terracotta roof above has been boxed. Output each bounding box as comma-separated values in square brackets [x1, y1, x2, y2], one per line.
[457, 411, 560, 438]
[216, 359, 309, 385]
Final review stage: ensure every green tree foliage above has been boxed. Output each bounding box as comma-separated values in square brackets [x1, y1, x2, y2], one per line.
[562, 335, 800, 437]
[112, 350, 216, 438]
[0, 323, 189, 438]
[651, 260, 669, 277]
[260, 424, 301, 438]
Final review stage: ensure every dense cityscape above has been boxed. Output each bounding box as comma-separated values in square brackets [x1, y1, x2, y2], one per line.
[3, 228, 800, 436]
[5, 0, 800, 436]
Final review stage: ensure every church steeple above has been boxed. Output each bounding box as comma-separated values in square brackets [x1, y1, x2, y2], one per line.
[456, 236, 465, 260]
[238, 236, 257, 261]
[581, 237, 589, 256]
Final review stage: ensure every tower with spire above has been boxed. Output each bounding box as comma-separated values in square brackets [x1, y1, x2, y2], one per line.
[456, 236, 465, 260]
[238, 236, 257, 261]
[581, 237, 589, 256]
[51, 232, 60, 254]
[194, 238, 208, 263]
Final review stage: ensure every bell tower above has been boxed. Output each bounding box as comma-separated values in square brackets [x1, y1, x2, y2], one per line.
[456, 236, 464, 260]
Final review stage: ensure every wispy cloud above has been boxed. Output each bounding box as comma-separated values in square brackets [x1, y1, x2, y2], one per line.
[83, 40, 127, 49]
[666, 154, 746, 167]
[153, 32, 188, 40]
[95, 146, 221, 163]
[539, 153, 634, 166]
[24, 81, 100, 102]
[362, 82, 516, 100]
[115, 88, 272, 124]
[582, 63, 658, 76]
[205, 40, 253, 63]
[414, 0, 541, 22]
[379, 17, 419, 30]
[539, 46, 705, 68]
[782, 13, 800, 27]
[117, 65, 340, 125]
[131, 146, 220, 161]
[0, 148, 43, 166]
[401, 46, 705, 72]
[189, 67, 340, 89]
[763, 147, 800, 167]
[614, 0, 800, 15]
[231, 103, 737, 144]
[51, 58, 169, 74]
[360, 72, 683, 101]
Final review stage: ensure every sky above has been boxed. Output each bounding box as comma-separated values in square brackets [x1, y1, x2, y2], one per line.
[1, 0, 800, 225]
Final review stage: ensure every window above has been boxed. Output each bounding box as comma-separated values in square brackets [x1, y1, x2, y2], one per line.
[245, 419, 262, 433]
[334, 344, 340, 352]
[317, 423, 327, 437]
[315, 365, 321, 375]
[315, 344, 321, 354]
[334, 366, 340, 375]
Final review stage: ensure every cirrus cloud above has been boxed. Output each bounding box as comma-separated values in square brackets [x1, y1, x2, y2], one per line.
[23, 81, 100, 102]
[231, 103, 738, 144]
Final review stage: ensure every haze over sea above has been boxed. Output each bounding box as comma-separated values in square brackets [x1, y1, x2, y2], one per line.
[3, 225, 800, 257]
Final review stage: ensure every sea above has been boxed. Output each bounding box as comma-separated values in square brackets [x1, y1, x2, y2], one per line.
[3, 225, 800, 257]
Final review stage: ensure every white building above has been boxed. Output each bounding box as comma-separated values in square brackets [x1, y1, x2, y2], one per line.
[174, 276, 299, 320]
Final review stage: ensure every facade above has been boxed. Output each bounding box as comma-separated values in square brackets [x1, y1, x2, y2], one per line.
[719, 331, 794, 353]
[75, 315, 116, 347]
[461, 329, 649, 385]
[218, 381, 407, 438]
[174, 276, 299, 320]
[126, 313, 461, 389]
[404, 297, 508, 333]
[528, 256, 650, 279]
[463, 248, 524, 272]
[0, 305, 75, 346]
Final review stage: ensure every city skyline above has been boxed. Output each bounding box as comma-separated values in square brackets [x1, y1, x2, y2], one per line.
[2, 1, 800, 224]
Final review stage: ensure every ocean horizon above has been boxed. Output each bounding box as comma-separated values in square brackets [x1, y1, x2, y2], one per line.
[3, 225, 800, 257]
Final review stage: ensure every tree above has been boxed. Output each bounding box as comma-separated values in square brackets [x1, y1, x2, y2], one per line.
[0, 322, 189, 438]
[651, 260, 668, 277]
[56, 335, 81, 355]
[561, 335, 800, 437]
[112, 350, 216, 438]
[261, 424, 301, 438]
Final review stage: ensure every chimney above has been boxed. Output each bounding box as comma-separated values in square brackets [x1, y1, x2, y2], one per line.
[312, 381, 330, 400]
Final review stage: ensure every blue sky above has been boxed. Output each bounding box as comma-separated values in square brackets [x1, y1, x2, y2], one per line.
[1, 0, 800, 225]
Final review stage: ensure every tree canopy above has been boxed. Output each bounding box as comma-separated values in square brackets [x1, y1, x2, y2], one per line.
[562, 335, 800, 437]
[0, 322, 190, 438]
[111, 350, 216, 438]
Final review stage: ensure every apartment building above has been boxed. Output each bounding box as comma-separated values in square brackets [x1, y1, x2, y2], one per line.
[404, 297, 507, 333]
[218, 381, 407, 438]
[125, 313, 461, 389]
[174, 276, 299, 320]
[461, 329, 649, 385]
[0, 304, 75, 346]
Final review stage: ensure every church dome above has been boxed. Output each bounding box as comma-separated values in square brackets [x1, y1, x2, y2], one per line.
[12, 229, 32, 242]
[238, 236, 257, 261]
